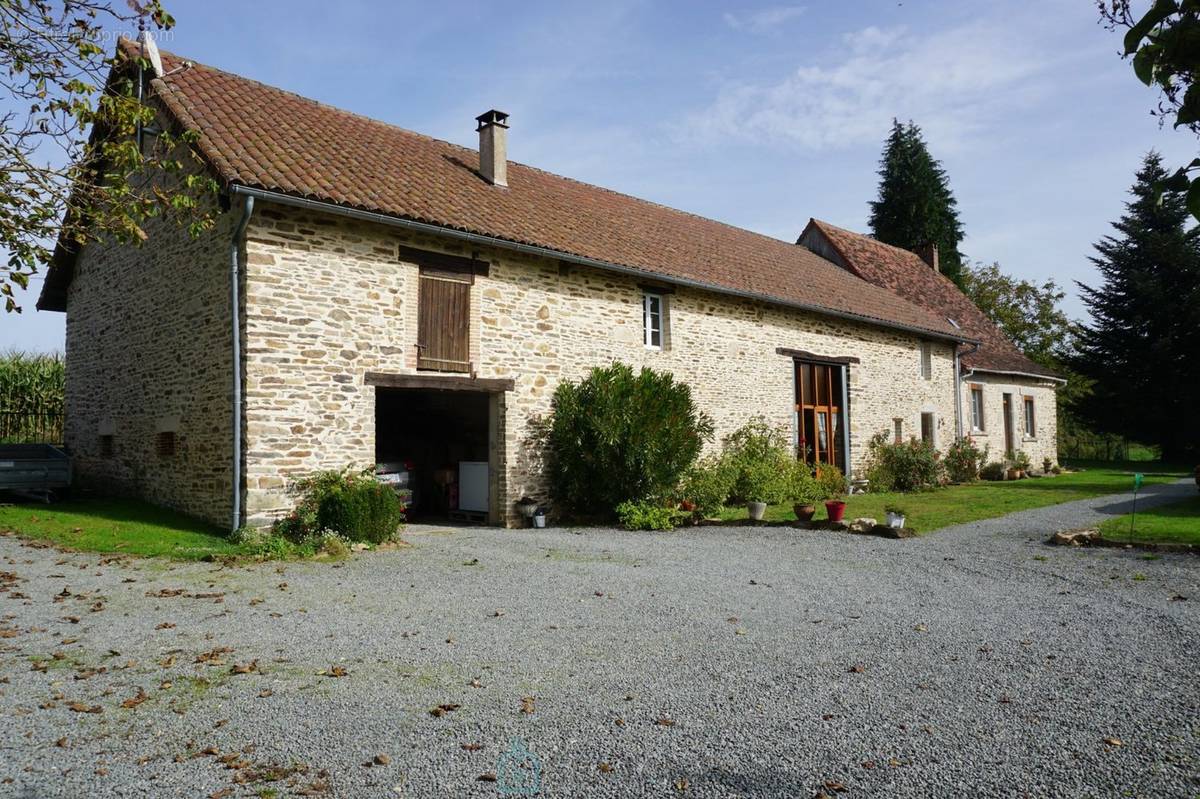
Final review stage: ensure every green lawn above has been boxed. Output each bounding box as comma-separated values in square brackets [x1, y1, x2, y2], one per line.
[1098, 494, 1200, 546]
[716, 461, 1187, 533]
[0, 498, 244, 560]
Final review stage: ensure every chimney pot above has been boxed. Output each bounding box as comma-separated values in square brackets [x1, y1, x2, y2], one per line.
[476, 109, 509, 187]
[915, 243, 939, 272]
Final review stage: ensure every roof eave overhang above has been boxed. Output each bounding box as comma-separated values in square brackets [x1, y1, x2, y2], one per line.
[963, 365, 1067, 385]
[229, 185, 974, 346]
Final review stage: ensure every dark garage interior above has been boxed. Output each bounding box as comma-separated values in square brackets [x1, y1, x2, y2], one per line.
[375, 388, 490, 522]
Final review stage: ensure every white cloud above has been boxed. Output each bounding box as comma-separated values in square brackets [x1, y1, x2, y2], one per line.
[688, 20, 1050, 152]
[722, 5, 806, 34]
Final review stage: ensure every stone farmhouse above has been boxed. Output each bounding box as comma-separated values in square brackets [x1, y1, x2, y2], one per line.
[38, 39, 1062, 529]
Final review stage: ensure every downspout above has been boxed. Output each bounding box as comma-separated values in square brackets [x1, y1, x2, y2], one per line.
[230, 195, 254, 532]
[954, 342, 980, 439]
[840, 364, 851, 478]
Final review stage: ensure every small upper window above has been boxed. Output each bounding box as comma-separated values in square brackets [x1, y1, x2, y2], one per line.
[643, 293, 663, 350]
[970, 386, 985, 432]
[919, 341, 932, 380]
[893, 417, 903, 443]
[1023, 396, 1036, 438]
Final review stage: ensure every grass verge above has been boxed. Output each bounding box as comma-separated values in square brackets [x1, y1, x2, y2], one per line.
[0, 498, 245, 560]
[716, 461, 1187, 533]
[1098, 494, 1200, 546]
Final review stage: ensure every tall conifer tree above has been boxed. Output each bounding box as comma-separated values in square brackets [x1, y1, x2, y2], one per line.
[1074, 152, 1200, 460]
[868, 120, 966, 287]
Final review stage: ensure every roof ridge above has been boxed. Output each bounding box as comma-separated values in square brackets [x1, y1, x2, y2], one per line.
[136, 37, 807, 252]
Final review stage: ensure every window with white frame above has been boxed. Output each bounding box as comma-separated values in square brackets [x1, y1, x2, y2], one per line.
[1023, 396, 1036, 438]
[643, 292, 664, 350]
[919, 341, 932, 380]
[970, 385, 985, 431]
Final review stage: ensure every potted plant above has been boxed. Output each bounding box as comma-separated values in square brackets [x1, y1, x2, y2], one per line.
[1042, 457, 1053, 474]
[516, 496, 539, 523]
[743, 459, 781, 521]
[1012, 450, 1031, 479]
[788, 463, 820, 523]
[884, 503, 907, 529]
[824, 494, 847, 523]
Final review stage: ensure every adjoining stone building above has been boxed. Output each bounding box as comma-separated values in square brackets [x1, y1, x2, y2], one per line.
[38, 39, 1061, 529]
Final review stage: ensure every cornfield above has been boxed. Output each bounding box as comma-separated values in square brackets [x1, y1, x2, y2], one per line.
[0, 350, 65, 444]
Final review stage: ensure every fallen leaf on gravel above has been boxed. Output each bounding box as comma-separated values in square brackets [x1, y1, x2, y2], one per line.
[56, 738, 68, 748]
[461, 743, 482, 752]
[146, 588, 185, 598]
[322, 665, 348, 678]
[726, 617, 738, 623]
[822, 713, 836, 721]
[999, 695, 1012, 704]
[655, 717, 675, 727]
[0, 628, 18, 638]
[861, 760, 875, 769]
[674, 777, 689, 791]
[249, 597, 264, 606]
[90, 601, 104, 612]
[824, 781, 847, 792]
[373, 754, 391, 766]
[520, 696, 536, 714]
[463, 558, 479, 566]
[848, 664, 865, 673]
[1170, 594, 1187, 602]
[195, 647, 233, 665]
[734, 629, 746, 636]
[913, 623, 927, 632]
[598, 762, 613, 773]
[277, 582, 288, 591]
[95, 768, 108, 776]
[477, 773, 497, 782]
[156, 622, 175, 630]
[158, 655, 176, 668]
[209, 789, 234, 799]
[258, 689, 273, 698]
[229, 660, 259, 675]
[430, 703, 461, 717]
[68, 702, 101, 714]
[469, 678, 483, 688]
[491, 609, 505, 617]
[62, 616, 79, 624]
[160, 681, 173, 690]
[1104, 737, 1124, 747]
[198, 746, 219, 757]
[121, 688, 148, 709]
[614, 717, 625, 726]
[189, 592, 225, 600]
[214, 719, 228, 729]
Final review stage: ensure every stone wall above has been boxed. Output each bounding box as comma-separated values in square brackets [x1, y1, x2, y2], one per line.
[63, 201, 235, 527]
[241, 203, 962, 526]
[960, 373, 1059, 469]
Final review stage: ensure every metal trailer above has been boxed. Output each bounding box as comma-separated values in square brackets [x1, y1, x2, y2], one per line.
[0, 445, 71, 502]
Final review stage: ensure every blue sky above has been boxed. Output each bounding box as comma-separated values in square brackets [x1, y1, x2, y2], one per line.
[4, 0, 1196, 352]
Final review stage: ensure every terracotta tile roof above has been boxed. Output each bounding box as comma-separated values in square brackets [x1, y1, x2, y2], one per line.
[38, 38, 968, 340]
[801, 219, 1060, 379]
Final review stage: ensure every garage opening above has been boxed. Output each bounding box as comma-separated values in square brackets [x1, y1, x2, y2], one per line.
[375, 388, 490, 523]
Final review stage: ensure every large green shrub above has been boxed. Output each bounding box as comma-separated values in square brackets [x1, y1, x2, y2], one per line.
[864, 432, 944, 492]
[546, 362, 713, 516]
[944, 436, 988, 483]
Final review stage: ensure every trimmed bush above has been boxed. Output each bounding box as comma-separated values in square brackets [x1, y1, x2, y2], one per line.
[864, 432, 944, 492]
[615, 500, 680, 531]
[547, 362, 713, 516]
[944, 436, 988, 483]
[980, 461, 1007, 481]
[317, 480, 404, 544]
[274, 466, 404, 544]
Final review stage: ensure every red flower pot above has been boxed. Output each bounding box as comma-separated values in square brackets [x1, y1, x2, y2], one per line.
[825, 500, 847, 522]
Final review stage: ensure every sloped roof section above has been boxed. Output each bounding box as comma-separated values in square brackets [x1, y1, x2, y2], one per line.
[40, 37, 966, 342]
[800, 219, 1060, 379]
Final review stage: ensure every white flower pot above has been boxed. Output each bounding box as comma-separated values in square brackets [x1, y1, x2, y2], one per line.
[747, 501, 767, 521]
[886, 512, 906, 529]
[532, 514, 547, 528]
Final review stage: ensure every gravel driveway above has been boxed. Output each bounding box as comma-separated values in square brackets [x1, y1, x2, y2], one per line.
[1, 481, 1197, 798]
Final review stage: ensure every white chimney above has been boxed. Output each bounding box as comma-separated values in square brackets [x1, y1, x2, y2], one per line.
[476, 110, 509, 187]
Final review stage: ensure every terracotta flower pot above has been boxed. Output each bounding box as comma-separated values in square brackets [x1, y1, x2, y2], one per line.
[1006, 468, 1019, 481]
[825, 500, 847, 522]
[793, 503, 816, 523]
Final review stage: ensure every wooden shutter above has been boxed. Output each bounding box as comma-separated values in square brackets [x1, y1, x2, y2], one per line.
[417, 266, 472, 373]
